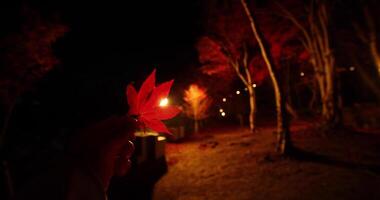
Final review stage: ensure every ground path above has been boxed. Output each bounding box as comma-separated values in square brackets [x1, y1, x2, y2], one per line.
[153, 122, 380, 200]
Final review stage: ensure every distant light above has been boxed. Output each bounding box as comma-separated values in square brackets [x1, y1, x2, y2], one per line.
[135, 131, 158, 137]
[236, 90, 241, 95]
[244, 87, 248, 91]
[157, 136, 166, 141]
[300, 72, 305, 77]
[252, 83, 257, 88]
[159, 98, 169, 107]
[219, 108, 224, 113]
[349, 66, 355, 71]
[221, 112, 226, 117]
[222, 98, 227, 102]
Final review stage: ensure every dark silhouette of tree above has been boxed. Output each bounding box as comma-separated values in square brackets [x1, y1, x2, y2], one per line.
[0, 7, 67, 145]
[0, 7, 67, 199]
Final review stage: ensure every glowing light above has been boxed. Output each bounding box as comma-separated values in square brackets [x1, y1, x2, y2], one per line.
[236, 90, 241, 95]
[159, 98, 169, 107]
[244, 87, 248, 91]
[222, 98, 227, 102]
[252, 84, 257, 88]
[219, 108, 224, 113]
[300, 72, 305, 77]
[221, 112, 226, 117]
[349, 66, 355, 71]
[157, 136, 166, 141]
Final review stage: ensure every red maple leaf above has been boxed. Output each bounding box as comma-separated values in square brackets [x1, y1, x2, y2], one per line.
[126, 69, 181, 134]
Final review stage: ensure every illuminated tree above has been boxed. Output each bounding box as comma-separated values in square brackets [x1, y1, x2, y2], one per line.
[183, 84, 212, 133]
[279, 0, 341, 127]
[197, 36, 259, 132]
[197, 1, 299, 144]
[240, 0, 292, 154]
[197, 0, 265, 133]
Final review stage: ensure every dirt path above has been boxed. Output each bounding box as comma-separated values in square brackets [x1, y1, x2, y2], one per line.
[153, 125, 380, 200]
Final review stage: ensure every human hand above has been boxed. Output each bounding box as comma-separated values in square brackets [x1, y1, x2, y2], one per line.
[69, 115, 138, 189]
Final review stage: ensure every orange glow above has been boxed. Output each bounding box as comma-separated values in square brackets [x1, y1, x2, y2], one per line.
[157, 136, 166, 141]
[183, 84, 212, 120]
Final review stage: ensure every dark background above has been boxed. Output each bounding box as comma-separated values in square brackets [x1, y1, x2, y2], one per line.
[0, 0, 203, 192]
[1, 0, 203, 130]
[1, 0, 379, 197]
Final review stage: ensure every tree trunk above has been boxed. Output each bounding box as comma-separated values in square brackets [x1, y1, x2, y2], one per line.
[286, 103, 298, 119]
[247, 86, 256, 133]
[308, 79, 318, 111]
[356, 63, 380, 101]
[320, 68, 339, 127]
[241, 0, 292, 155]
[279, 1, 340, 128]
[369, 41, 380, 78]
[194, 119, 199, 134]
[322, 92, 335, 124]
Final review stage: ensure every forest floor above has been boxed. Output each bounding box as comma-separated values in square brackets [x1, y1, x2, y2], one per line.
[152, 121, 380, 200]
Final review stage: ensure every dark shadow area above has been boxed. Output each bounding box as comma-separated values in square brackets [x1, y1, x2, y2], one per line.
[108, 157, 167, 200]
[290, 147, 380, 175]
[108, 134, 168, 200]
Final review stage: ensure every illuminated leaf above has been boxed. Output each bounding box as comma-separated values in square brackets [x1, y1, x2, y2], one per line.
[143, 106, 181, 120]
[142, 80, 174, 112]
[140, 117, 171, 134]
[126, 84, 138, 116]
[137, 69, 156, 111]
[126, 69, 180, 134]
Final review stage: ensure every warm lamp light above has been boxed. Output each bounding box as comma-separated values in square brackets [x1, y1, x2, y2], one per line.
[236, 90, 240, 95]
[222, 98, 227, 102]
[157, 136, 166, 141]
[159, 98, 169, 107]
[219, 108, 224, 113]
[221, 112, 226, 117]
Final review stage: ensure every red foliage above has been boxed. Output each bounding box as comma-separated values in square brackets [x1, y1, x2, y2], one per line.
[197, 37, 232, 79]
[126, 69, 181, 134]
[197, 0, 304, 85]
